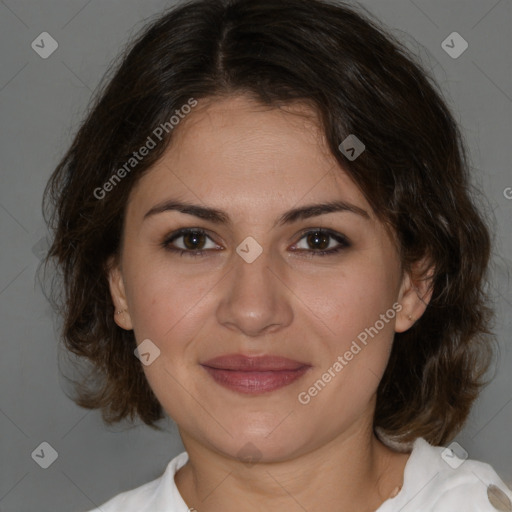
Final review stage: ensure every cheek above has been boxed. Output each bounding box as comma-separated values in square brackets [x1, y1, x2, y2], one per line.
[124, 266, 211, 405]
[295, 256, 400, 405]
[125, 260, 218, 352]
[298, 258, 400, 340]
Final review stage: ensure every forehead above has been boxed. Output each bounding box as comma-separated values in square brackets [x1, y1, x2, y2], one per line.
[126, 95, 372, 222]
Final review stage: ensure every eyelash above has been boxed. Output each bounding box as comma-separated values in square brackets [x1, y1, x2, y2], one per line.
[161, 228, 351, 258]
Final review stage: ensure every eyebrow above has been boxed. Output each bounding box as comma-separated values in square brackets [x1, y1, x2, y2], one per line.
[143, 198, 370, 227]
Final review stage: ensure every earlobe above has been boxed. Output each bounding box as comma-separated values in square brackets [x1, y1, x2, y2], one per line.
[395, 258, 435, 333]
[106, 256, 133, 331]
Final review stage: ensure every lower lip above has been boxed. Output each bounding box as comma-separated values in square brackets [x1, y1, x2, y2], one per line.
[201, 366, 311, 394]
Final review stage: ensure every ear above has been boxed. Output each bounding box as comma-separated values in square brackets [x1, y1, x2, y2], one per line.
[106, 255, 133, 330]
[395, 256, 435, 333]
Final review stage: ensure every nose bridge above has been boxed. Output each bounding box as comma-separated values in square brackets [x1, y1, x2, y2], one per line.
[216, 242, 293, 336]
[231, 243, 276, 303]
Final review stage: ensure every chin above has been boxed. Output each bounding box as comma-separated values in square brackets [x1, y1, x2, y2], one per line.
[211, 425, 312, 464]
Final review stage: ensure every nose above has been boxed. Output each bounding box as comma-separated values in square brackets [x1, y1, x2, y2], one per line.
[215, 246, 294, 337]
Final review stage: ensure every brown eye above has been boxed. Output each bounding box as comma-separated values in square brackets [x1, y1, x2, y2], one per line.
[292, 229, 351, 256]
[162, 228, 220, 257]
[182, 231, 207, 250]
[305, 231, 330, 250]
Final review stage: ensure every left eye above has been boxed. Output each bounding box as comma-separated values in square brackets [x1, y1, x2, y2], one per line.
[291, 229, 351, 256]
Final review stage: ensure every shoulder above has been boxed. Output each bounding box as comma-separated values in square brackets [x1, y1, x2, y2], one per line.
[83, 451, 190, 512]
[427, 452, 512, 512]
[378, 436, 512, 512]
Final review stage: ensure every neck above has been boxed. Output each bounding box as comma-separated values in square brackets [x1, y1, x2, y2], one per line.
[174, 422, 408, 512]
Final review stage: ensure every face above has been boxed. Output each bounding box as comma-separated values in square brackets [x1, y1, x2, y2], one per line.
[108, 95, 427, 462]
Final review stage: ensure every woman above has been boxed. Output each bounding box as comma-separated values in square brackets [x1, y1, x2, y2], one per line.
[42, 0, 512, 510]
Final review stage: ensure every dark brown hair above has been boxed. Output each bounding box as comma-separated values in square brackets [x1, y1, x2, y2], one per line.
[42, 0, 497, 445]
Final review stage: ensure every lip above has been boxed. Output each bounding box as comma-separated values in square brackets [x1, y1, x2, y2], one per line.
[200, 354, 312, 394]
[201, 354, 310, 371]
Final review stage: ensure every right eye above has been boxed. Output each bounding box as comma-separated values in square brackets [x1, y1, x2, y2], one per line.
[161, 228, 222, 257]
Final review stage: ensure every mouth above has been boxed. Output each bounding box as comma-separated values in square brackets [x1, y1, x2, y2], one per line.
[200, 354, 312, 394]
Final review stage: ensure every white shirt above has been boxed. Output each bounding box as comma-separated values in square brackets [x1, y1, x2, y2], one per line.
[86, 437, 512, 512]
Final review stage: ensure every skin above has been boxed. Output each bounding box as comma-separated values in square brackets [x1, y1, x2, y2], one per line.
[108, 94, 434, 512]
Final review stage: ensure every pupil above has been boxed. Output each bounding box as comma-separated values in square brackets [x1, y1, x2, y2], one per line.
[184, 231, 204, 250]
[307, 231, 328, 250]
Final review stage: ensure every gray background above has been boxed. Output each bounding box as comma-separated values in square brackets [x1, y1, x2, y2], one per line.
[0, 0, 511, 511]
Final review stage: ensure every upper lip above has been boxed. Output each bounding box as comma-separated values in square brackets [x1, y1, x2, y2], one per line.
[201, 354, 311, 371]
